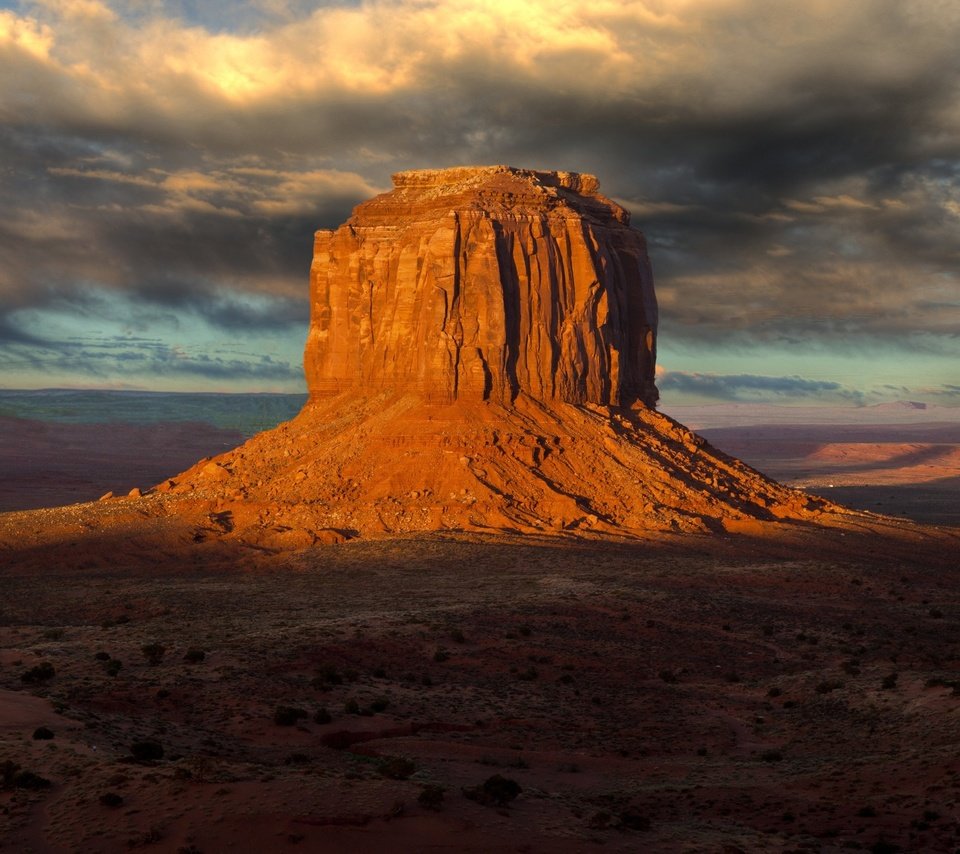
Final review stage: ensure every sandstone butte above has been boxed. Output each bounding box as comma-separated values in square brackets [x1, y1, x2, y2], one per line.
[2, 165, 904, 562]
[148, 165, 857, 550]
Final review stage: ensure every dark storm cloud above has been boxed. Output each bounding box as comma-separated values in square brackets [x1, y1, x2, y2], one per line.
[1, 0, 959, 388]
[658, 371, 860, 403]
[0, 329, 301, 382]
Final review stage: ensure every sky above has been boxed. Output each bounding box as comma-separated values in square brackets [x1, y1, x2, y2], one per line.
[1, 0, 958, 405]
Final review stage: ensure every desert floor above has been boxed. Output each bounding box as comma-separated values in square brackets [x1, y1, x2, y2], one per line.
[2, 412, 959, 852]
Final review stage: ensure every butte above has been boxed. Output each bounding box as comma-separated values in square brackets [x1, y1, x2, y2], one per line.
[149, 165, 856, 550]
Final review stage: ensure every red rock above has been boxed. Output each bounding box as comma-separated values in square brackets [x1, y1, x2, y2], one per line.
[304, 166, 658, 407]
[163, 166, 850, 544]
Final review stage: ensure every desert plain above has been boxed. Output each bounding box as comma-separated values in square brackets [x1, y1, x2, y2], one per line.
[1, 404, 959, 854]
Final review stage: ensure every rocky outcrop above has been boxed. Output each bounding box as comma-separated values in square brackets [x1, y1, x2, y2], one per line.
[304, 166, 658, 407]
[155, 165, 852, 548]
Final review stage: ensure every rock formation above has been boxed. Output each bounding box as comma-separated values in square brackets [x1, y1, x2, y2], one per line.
[157, 166, 843, 547]
[304, 166, 658, 408]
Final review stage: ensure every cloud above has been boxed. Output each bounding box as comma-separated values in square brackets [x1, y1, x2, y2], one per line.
[1, 0, 959, 390]
[658, 370, 858, 403]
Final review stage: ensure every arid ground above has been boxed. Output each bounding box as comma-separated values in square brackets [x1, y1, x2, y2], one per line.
[2, 411, 959, 853]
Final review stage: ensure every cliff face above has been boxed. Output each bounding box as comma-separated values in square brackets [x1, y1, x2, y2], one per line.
[304, 166, 658, 407]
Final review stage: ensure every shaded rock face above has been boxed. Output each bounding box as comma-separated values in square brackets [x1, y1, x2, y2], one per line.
[304, 166, 658, 407]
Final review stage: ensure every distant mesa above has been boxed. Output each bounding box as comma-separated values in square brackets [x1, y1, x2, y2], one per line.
[157, 166, 845, 546]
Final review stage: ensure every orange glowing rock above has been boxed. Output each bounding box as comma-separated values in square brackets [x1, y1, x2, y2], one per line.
[163, 166, 842, 545]
[304, 166, 658, 407]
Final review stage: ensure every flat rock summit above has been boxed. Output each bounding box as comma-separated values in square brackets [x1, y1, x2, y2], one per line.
[152, 166, 850, 547]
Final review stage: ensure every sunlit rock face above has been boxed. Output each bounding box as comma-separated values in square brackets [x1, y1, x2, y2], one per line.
[304, 166, 659, 407]
[161, 165, 838, 543]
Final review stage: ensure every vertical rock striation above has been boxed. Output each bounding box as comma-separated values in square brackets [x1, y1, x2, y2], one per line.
[304, 166, 658, 407]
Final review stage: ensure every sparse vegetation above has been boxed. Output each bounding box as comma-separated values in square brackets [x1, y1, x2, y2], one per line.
[418, 784, 445, 810]
[21, 662, 55, 683]
[378, 756, 416, 780]
[463, 774, 522, 807]
[130, 740, 164, 762]
[141, 643, 166, 666]
[1, 761, 51, 790]
[273, 706, 308, 726]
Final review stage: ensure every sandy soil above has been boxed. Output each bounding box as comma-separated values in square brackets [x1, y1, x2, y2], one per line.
[0, 416, 243, 514]
[2, 414, 959, 852]
[698, 422, 960, 526]
[1, 517, 959, 852]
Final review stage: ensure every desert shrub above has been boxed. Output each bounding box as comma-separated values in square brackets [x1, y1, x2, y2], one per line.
[42, 628, 64, 641]
[463, 774, 522, 807]
[2, 764, 53, 792]
[378, 756, 416, 780]
[130, 740, 164, 761]
[369, 696, 389, 713]
[767, 687, 782, 698]
[558, 673, 574, 685]
[858, 805, 877, 817]
[588, 811, 612, 829]
[273, 706, 307, 726]
[313, 707, 332, 725]
[517, 668, 538, 681]
[418, 784, 445, 810]
[183, 648, 205, 664]
[284, 753, 311, 766]
[105, 659, 122, 677]
[450, 629, 466, 643]
[312, 663, 343, 688]
[929, 607, 943, 618]
[94, 651, 110, 661]
[761, 749, 783, 762]
[433, 649, 450, 663]
[343, 699, 360, 715]
[141, 643, 166, 666]
[658, 669, 678, 684]
[13, 770, 52, 790]
[518, 625, 532, 637]
[99, 792, 124, 807]
[725, 672, 741, 683]
[32, 727, 54, 741]
[881, 673, 899, 690]
[21, 662, 55, 683]
[816, 679, 844, 694]
[1, 761, 20, 788]
[619, 811, 651, 831]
